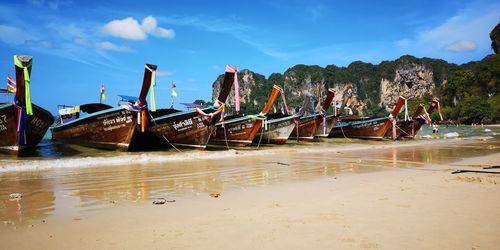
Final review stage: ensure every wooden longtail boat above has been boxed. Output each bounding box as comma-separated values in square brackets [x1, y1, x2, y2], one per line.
[210, 85, 281, 146]
[289, 88, 336, 141]
[146, 66, 235, 150]
[51, 64, 156, 151]
[329, 96, 406, 140]
[384, 98, 440, 139]
[320, 87, 355, 138]
[0, 55, 54, 154]
[253, 113, 298, 145]
[314, 114, 337, 138]
[253, 86, 297, 144]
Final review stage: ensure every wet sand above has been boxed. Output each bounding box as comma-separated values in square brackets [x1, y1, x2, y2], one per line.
[0, 138, 499, 249]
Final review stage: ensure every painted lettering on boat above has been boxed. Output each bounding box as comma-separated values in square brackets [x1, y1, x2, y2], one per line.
[194, 115, 208, 129]
[0, 124, 6, 132]
[173, 118, 193, 131]
[228, 122, 253, 133]
[97, 110, 131, 121]
[103, 124, 126, 131]
[30, 116, 50, 129]
[102, 114, 133, 132]
[352, 120, 384, 130]
[29, 116, 52, 135]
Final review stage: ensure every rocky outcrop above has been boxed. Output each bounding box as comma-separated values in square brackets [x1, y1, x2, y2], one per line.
[212, 69, 267, 112]
[380, 64, 435, 109]
[212, 55, 454, 115]
[490, 22, 500, 54]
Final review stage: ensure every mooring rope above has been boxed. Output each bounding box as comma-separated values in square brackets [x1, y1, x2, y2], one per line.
[146, 111, 183, 152]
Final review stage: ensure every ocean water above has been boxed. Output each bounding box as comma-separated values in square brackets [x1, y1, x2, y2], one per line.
[0, 125, 498, 171]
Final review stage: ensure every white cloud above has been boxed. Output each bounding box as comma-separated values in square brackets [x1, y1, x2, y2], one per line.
[156, 70, 175, 77]
[152, 27, 175, 39]
[141, 16, 157, 33]
[97, 41, 132, 52]
[28, 0, 72, 10]
[73, 36, 91, 46]
[396, 2, 500, 55]
[212, 65, 220, 71]
[101, 17, 146, 40]
[25, 39, 53, 48]
[445, 40, 477, 52]
[101, 16, 175, 41]
[0, 25, 31, 45]
[157, 15, 285, 59]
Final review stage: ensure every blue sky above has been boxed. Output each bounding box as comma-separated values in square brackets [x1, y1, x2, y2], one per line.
[0, 0, 498, 114]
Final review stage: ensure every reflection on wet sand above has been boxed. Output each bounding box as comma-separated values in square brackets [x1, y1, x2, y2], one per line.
[0, 138, 498, 226]
[0, 173, 55, 225]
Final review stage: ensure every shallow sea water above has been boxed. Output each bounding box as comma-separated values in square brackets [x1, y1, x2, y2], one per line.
[0, 125, 498, 225]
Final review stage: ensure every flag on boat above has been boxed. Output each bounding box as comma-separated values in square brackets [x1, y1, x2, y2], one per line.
[100, 84, 106, 101]
[6, 75, 16, 93]
[171, 80, 177, 97]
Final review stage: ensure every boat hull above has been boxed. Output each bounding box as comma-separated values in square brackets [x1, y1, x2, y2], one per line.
[51, 107, 137, 151]
[329, 117, 391, 140]
[254, 116, 296, 144]
[0, 103, 54, 154]
[210, 117, 263, 147]
[147, 108, 218, 150]
[384, 119, 426, 139]
[289, 115, 318, 141]
[314, 115, 337, 138]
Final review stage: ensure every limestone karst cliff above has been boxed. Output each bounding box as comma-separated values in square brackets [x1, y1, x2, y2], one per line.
[212, 55, 450, 116]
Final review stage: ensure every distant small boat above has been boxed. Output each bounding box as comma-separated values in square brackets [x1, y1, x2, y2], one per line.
[329, 96, 406, 140]
[51, 64, 156, 151]
[0, 55, 54, 154]
[146, 66, 235, 150]
[385, 98, 441, 139]
[210, 85, 281, 146]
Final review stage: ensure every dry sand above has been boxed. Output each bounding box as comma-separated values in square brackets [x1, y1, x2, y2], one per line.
[1, 152, 499, 249]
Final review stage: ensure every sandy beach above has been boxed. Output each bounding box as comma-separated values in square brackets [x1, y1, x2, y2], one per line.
[1, 138, 499, 249]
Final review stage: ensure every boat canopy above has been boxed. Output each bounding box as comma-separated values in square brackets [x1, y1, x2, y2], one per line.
[80, 103, 113, 114]
[180, 103, 204, 108]
[118, 95, 138, 103]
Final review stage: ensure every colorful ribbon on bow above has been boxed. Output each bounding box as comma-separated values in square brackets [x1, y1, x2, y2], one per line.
[280, 89, 290, 114]
[323, 111, 327, 135]
[333, 92, 337, 116]
[225, 65, 240, 112]
[12, 97, 27, 145]
[146, 65, 156, 112]
[388, 114, 396, 141]
[437, 101, 443, 121]
[247, 112, 267, 130]
[404, 98, 408, 121]
[123, 99, 147, 132]
[219, 104, 225, 127]
[422, 107, 431, 126]
[14, 55, 33, 115]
